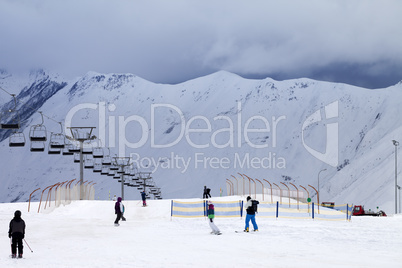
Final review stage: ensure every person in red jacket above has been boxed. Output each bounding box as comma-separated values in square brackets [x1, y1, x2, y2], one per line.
[9, 210, 26, 258]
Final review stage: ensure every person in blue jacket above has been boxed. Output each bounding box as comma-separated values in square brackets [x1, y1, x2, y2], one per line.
[114, 197, 124, 226]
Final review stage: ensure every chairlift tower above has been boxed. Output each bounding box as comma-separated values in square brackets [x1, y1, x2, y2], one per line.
[113, 157, 131, 200]
[67, 127, 96, 200]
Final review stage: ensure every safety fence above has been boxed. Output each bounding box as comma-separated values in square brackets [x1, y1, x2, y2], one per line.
[171, 200, 243, 218]
[171, 200, 353, 221]
[28, 179, 96, 213]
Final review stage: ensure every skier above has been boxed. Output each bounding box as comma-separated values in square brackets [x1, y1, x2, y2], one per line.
[203, 186, 211, 199]
[112, 194, 117, 201]
[114, 197, 124, 226]
[207, 201, 221, 235]
[141, 191, 147, 206]
[8, 210, 26, 258]
[244, 196, 259, 232]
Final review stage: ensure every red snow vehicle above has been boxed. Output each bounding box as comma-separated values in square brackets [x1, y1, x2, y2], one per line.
[352, 205, 387, 217]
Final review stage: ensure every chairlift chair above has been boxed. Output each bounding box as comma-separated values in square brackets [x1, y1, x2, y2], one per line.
[117, 167, 125, 174]
[82, 140, 93, 155]
[73, 153, 80, 163]
[108, 170, 115, 176]
[68, 143, 80, 153]
[9, 132, 25, 147]
[48, 143, 61, 154]
[92, 147, 104, 158]
[114, 174, 121, 179]
[84, 155, 94, 169]
[101, 166, 109, 175]
[62, 144, 74, 155]
[29, 125, 47, 141]
[49, 133, 66, 149]
[110, 164, 118, 171]
[93, 161, 102, 172]
[0, 94, 21, 129]
[101, 148, 112, 165]
[30, 141, 45, 152]
[29, 112, 47, 141]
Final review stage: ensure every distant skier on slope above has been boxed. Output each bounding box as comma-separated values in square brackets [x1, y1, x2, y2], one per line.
[203, 186, 211, 199]
[141, 191, 147, 206]
[207, 201, 221, 235]
[8, 210, 26, 258]
[114, 197, 124, 226]
[244, 196, 259, 232]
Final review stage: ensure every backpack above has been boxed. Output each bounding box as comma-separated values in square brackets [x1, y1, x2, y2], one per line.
[251, 200, 259, 213]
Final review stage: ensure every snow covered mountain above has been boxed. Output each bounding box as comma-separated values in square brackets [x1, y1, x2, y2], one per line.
[0, 69, 401, 214]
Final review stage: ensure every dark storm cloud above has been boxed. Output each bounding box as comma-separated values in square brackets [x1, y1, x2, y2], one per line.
[0, 0, 401, 88]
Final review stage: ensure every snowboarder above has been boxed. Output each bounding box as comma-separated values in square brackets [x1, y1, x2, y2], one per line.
[141, 191, 147, 206]
[244, 196, 259, 232]
[207, 201, 221, 235]
[114, 197, 124, 226]
[203, 186, 211, 199]
[8, 210, 26, 258]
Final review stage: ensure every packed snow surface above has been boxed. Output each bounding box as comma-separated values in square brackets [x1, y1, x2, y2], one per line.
[1, 196, 401, 268]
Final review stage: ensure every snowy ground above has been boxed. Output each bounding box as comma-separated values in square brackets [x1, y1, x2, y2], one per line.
[1, 197, 402, 268]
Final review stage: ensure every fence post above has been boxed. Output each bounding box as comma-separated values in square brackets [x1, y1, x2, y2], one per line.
[312, 202, 315, 220]
[276, 201, 279, 219]
[28, 188, 41, 212]
[241, 200, 243, 218]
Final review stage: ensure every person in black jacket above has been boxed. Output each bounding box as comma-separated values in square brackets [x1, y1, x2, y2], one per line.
[244, 196, 259, 232]
[203, 186, 211, 199]
[8, 210, 26, 258]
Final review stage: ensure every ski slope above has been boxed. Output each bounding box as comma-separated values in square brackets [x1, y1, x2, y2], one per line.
[1, 197, 401, 268]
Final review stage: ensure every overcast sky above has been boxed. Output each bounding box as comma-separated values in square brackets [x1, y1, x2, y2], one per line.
[1, 0, 401, 88]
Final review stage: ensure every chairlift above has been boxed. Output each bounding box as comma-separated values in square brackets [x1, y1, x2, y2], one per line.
[102, 148, 112, 165]
[93, 162, 102, 173]
[82, 140, 93, 154]
[49, 122, 66, 148]
[0, 94, 21, 129]
[107, 170, 115, 176]
[110, 164, 118, 171]
[74, 153, 80, 163]
[101, 166, 109, 175]
[117, 167, 125, 174]
[48, 142, 61, 154]
[114, 174, 121, 179]
[92, 140, 104, 158]
[9, 132, 25, 147]
[29, 112, 47, 141]
[84, 155, 94, 169]
[30, 141, 45, 152]
[62, 143, 74, 155]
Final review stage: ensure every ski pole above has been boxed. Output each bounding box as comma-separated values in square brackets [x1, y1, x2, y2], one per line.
[23, 239, 33, 253]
